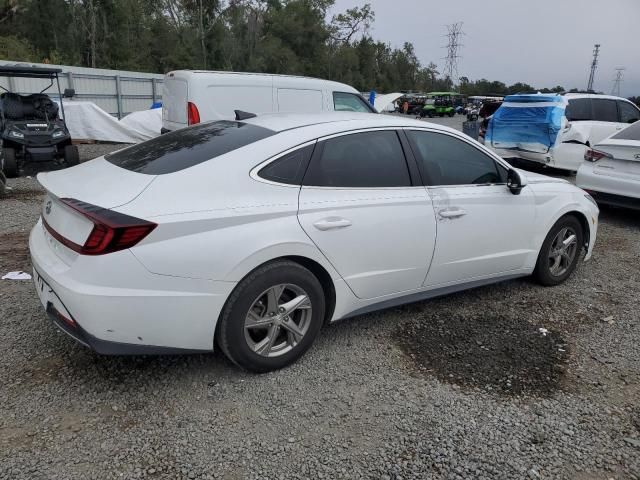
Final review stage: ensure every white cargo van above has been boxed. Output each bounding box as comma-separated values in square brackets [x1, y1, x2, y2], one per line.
[161, 70, 375, 133]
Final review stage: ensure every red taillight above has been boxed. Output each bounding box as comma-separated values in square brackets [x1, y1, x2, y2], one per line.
[42, 198, 157, 255]
[187, 102, 200, 125]
[584, 148, 612, 163]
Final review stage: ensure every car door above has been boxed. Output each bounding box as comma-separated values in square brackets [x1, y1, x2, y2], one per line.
[297, 129, 437, 299]
[405, 129, 537, 287]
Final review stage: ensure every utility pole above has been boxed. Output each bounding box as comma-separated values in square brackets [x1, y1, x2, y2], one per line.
[443, 22, 464, 90]
[586, 44, 600, 92]
[611, 67, 625, 96]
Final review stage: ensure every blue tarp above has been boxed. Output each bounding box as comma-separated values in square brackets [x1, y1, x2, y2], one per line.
[486, 95, 566, 154]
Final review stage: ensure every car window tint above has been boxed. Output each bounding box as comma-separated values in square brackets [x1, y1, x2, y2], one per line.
[618, 101, 640, 124]
[407, 130, 502, 186]
[106, 121, 274, 175]
[592, 99, 619, 122]
[565, 98, 592, 121]
[612, 120, 640, 140]
[333, 92, 374, 113]
[304, 131, 411, 188]
[258, 144, 314, 185]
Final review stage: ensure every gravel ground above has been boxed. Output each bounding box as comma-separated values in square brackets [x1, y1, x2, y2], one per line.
[1, 142, 639, 480]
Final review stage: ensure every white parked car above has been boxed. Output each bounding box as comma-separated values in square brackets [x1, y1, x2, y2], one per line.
[486, 93, 640, 171]
[29, 113, 599, 372]
[161, 70, 375, 133]
[577, 120, 640, 209]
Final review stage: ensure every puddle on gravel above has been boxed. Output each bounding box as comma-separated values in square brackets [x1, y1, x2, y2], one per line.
[394, 314, 569, 396]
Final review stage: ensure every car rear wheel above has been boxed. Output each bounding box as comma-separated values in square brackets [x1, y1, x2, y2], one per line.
[2, 147, 18, 178]
[217, 260, 325, 373]
[533, 215, 583, 286]
[64, 145, 80, 167]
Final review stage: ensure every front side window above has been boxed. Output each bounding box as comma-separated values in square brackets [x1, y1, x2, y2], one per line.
[106, 121, 274, 175]
[407, 130, 504, 186]
[333, 92, 375, 113]
[303, 131, 411, 188]
[618, 101, 640, 124]
[565, 98, 592, 121]
[592, 99, 619, 122]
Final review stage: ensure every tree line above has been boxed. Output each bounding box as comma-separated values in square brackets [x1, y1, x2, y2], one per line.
[0, 0, 634, 102]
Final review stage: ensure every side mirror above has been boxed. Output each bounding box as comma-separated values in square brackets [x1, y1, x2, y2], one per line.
[63, 88, 75, 98]
[507, 169, 527, 195]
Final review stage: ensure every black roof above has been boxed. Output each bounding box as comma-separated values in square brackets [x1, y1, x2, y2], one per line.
[0, 65, 62, 78]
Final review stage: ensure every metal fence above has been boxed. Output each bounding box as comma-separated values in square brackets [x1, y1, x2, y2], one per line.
[0, 60, 164, 119]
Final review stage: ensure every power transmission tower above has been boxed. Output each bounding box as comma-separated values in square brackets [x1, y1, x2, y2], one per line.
[443, 22, 464, 88]
[611, 67, 625, 96]
[586, 44, 600, 92]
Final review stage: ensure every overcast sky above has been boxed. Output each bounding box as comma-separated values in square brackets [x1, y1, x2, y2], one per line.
[329, 0, 640, 97]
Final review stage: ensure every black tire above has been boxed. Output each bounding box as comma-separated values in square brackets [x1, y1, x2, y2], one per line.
[64, 145, 80, 167]
[448, 111, 455, 117]
[427, 112, 434, 118]
[533, 215, 584, 286]
[217, 260, 326, 373]
[0, 169, 6, 197]
[2, 147, 18, 178]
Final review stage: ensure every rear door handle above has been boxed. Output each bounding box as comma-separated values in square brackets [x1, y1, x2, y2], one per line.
[438, 208, 467, 219]
[313, 217, 352, 231]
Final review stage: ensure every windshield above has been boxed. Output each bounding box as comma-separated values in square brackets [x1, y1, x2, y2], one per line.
[105, 121, 275, 175]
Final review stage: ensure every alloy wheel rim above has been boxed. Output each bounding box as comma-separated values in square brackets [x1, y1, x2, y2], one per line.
[548, 227, 578, 277]
[244, 284, 312, 358]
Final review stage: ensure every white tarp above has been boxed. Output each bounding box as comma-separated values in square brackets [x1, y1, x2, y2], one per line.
[61, 101, 161, 143]
[374, 92, 403, 113]
[120, 108, 163, 141]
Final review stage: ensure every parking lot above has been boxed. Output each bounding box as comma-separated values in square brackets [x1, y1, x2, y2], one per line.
[1, 117, 639, 480]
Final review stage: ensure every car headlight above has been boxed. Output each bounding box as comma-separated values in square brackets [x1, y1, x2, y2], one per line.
[52, 130, 66, 138]
[8, 130, 24, 139]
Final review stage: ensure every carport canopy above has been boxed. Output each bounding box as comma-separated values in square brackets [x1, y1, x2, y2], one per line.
[0, 65, 62, 79]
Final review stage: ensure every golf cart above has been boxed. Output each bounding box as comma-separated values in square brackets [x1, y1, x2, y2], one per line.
[420, 92, 462, 118]
[0, 65, 78, 178]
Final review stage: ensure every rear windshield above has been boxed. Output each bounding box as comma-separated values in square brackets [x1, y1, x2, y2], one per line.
[106, 121, 275, 174]
[612, 120, 640, 141]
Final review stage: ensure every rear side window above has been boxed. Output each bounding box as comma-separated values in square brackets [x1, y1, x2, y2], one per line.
[592, 99, 619, 122]
[333, 92, 375, 113]
[565, 98, 592, 121]
[106, 121, 274, 175]
[612, 120, 640, 140]
[258, 144, 314, 185]
[407, 130, 504, 186]
[304, 131, 411, 188]
[618, 101, 640, 124]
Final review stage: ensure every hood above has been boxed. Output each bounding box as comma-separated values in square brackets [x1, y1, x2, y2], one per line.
[518, 168, 569, 185]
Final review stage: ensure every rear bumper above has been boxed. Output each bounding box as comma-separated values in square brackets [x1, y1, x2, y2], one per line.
[577, 164, 640, 209]
[29, 219, 236, 352]
[491, 143, 587, 171]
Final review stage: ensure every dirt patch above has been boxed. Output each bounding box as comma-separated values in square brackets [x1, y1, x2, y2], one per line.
[3, 188, 44, 202]
[0, 231, 30, 268]
[395, 314, 569, 396]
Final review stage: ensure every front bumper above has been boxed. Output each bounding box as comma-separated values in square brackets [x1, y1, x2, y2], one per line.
[29, 219, 235, 353]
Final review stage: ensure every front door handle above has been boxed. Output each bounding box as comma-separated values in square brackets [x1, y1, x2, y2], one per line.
[313, 217, 352, 231]
[438, 208, 467, 219]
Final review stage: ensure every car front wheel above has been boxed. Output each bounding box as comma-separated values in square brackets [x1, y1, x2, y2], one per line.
[533, 215, 583, 286]
[217, 260, 325, 373]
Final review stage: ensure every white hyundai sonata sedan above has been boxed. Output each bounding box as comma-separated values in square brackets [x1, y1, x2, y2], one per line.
[29, 112, 599, 372]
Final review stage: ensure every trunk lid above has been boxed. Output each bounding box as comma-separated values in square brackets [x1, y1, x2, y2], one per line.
[37, 158, 156, 248]
[487, 95, 567, 154]
[593, 140, 640, 180]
